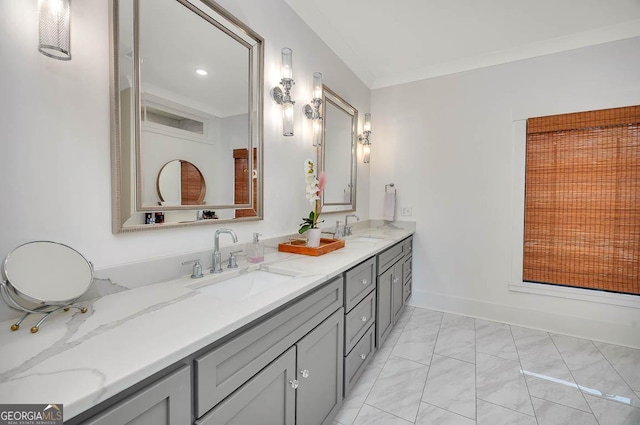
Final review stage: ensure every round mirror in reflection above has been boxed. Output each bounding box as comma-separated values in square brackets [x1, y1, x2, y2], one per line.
[157, 160, 206, 206]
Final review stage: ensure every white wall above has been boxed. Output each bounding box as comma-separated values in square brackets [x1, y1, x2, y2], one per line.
[371, 37, 640, 348]
[0, 0, 370, 270]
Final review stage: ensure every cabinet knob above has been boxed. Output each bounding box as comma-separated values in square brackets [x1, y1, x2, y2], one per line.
[289, 379, 299, 389]
[360, 354, 367, 360]
[393, 277, 399, 283]
[360, 278, 368, 285]
[300, 369, 310, 379]
[361, 316, 368, 322]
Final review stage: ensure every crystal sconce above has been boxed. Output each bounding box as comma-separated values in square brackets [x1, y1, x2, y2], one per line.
[359, 113, 372, 163]
[304, 72, 323, 146]
[271, 48, 295, 136]
[38, 0, 72, 60]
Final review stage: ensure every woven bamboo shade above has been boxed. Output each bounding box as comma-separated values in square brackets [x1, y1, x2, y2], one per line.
[524, 105, 640, 295]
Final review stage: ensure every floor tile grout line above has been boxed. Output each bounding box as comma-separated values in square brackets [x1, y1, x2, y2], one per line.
[414, 310, 443, 423]
[363, 307, 423, 424]
[421, 400, 477, 422]
[476, 397, 537, 419]
[529, 394, 600, 420]
[361, 402, 415, 424]
[548, 333, 601, 422]
[592, 340, 640, 403]
[507, 323, 540, 425]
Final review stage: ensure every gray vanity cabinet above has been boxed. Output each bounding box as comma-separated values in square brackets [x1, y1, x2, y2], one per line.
[342, 257, 377, 397]
[376, 265, 395, 346]
[196, 347, 296, 425]
[198, 309, 344, 425]
[403, 236, 413, 302]
[392, 261, 405, 323]
[83, 366, 191, 425]
[376, 238, 411, 347]
[296, 308, 344, 425]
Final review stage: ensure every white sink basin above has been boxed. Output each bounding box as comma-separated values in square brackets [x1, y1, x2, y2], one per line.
[190, 270, 297, 300]
[349, 236, 385, 243]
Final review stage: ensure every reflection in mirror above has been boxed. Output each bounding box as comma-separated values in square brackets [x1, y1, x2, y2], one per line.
[110, 0, 263, 232]
[320, 86, 357, 213]
[157, 160, 206, 206]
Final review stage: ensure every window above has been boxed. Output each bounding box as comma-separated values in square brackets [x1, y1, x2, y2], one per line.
[523, 106, 640, 296]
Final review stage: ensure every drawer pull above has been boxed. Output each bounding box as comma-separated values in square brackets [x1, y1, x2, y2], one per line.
[290, 379, 299, 389]
[361, 316, 368, 322]
[300, 369, 310, 379]
[359, 354, 367, 360]
[360, 278, 368, 285]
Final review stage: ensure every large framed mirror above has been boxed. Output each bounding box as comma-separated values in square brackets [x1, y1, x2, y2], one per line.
[110, 0, 264, 232]
[319, 86, 357, 213]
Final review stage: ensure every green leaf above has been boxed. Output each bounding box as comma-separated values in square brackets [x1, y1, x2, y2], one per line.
[298, 224, 311, 234]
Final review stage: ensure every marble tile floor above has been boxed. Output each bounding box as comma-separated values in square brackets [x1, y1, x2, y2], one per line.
[333, 306, 640, 425]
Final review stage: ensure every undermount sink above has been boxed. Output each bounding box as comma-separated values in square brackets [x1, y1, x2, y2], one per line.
[349, 236, 385, 243]
[189, 270, 298, 300]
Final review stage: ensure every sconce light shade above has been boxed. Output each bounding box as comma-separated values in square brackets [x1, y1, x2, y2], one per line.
[363, 144, 371, 164]
[282, 102, 294, 136]
[38, 0, 71, 61]
[359, 112, 372, 163]
[312, 72, 323, 100]
[364, 112, 371, 133]
[305, 72, 323, 146]
[281, 47, 293, 80]
[272, 48, 295, 136]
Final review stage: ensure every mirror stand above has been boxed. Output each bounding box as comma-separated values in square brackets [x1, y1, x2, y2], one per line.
[0, 284, 87, 333]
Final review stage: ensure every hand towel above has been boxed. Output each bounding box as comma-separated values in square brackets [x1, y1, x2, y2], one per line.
[383, 191, 396, 221]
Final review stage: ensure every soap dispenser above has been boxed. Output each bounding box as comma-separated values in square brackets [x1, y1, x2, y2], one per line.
[247, 233, 264, 263]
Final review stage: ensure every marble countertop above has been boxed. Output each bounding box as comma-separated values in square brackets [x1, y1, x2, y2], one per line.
[0, 225, 413, 421]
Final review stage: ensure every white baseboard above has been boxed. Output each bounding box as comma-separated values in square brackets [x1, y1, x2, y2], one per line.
[407, 289, 640, 349]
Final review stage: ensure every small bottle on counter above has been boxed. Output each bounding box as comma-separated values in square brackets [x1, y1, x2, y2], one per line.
[334, 221, 344, 239]
[247, 233, 264, 263]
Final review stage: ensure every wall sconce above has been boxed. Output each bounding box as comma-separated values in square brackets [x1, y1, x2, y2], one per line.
[304, 72, 323, 147]
[271, 48, 295, 136]
[38, 0, 72, 61]
[359, 113, 372, 163]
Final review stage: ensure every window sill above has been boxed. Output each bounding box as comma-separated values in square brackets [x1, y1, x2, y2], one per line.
[508, 281, 640, 309]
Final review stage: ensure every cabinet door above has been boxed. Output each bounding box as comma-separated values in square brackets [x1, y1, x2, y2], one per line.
[376, 266, 394, 347]
[296, 308, 344, 425]
[84, 366, 190, 425]
[392, 262, 405, 323]
[197, 347, 296, 425]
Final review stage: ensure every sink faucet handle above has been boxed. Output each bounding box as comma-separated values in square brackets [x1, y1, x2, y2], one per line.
[181, 259, 203, 279]
[228, 250, 243, 269]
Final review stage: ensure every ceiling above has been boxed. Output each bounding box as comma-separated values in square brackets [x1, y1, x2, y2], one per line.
[284, 0, 640, 89]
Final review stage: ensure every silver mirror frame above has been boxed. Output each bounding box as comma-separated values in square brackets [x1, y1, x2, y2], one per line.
[319, 85, 358, 213]
[109, 0, 264, 233]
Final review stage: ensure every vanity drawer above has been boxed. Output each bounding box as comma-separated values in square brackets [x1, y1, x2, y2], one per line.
[403, 255, 412, 283]
[377, 242, 404, 275]
[194, 276, 343, 417]
[403, 236, 413, 259]
[344, 290, 376, 354]
[404, 279, 412, 302]
[344, 257, 376, 312]
[344, 324, 375, 397]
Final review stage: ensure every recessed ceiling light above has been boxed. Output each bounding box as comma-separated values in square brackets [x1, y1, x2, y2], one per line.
[195, 69, 208, 76]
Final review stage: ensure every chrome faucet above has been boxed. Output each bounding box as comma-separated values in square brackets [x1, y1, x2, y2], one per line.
[344, 214, 360, 236]
[212, 228, 238, 273]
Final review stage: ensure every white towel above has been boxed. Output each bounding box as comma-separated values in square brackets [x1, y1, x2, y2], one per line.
[383, 191, 396, 221]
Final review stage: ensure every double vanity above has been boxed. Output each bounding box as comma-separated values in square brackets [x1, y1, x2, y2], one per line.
[0, 225, 413, 424]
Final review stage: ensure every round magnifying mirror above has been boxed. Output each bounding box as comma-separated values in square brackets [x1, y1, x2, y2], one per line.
[157, 160, 206, 206]
[2, 241, 93, 305]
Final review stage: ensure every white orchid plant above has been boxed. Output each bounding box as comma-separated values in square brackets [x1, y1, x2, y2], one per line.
[298, 159, 326, 234]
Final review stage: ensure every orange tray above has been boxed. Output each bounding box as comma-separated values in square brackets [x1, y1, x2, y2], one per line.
[278, 238, 345, 256]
